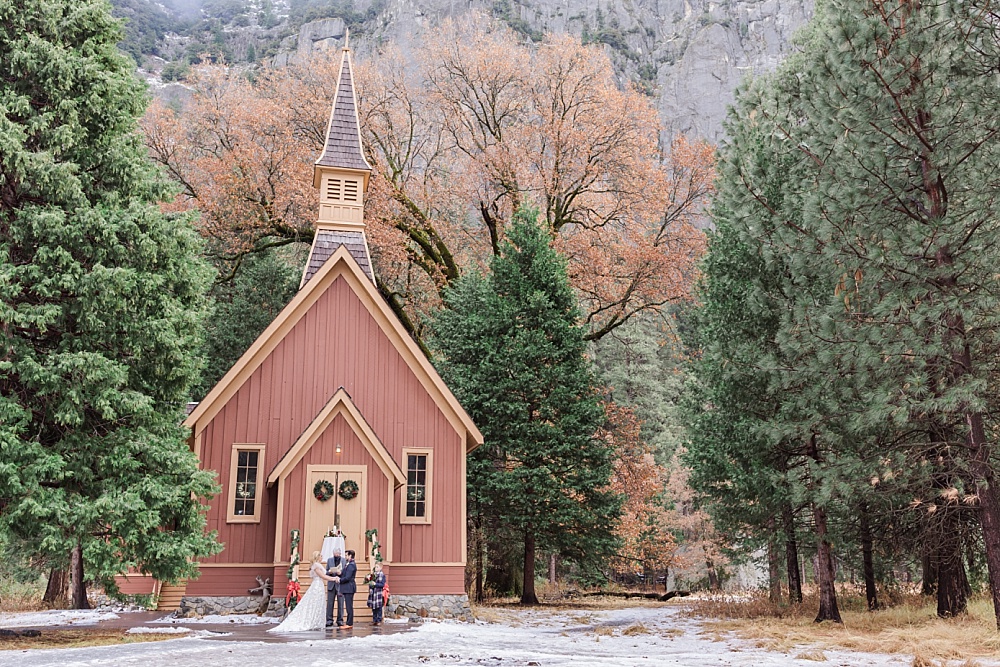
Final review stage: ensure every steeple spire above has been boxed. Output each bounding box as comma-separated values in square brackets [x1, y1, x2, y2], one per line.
[302, 43, 375, 288]
[314, 46, 371, 179]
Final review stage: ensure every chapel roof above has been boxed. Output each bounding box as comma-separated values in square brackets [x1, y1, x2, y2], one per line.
[303, 229, 372, 285]
[315, 47, 371, 173]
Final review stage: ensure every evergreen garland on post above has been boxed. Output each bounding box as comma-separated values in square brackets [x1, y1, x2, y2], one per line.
[365, 528, 382, 563]
[285, 529, 301, 611]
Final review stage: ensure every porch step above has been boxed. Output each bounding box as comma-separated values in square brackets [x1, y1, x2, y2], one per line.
[156, 583, 187, 611]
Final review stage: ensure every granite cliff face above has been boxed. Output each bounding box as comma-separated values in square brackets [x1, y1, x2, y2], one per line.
[127, 0, 814, 142]
[311, 0, 816, 142]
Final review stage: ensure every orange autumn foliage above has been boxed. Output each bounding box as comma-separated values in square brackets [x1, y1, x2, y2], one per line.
[142, 12, 714, 339]
[602, 402, 678, 572]
[663, 447, 728, 583]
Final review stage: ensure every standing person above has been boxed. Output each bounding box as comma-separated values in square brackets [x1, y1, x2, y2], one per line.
[335, 549, 358, 628]
[268, 552, 336, 632]
[366, 562, 387, 625]
[325, 548, 343, 628]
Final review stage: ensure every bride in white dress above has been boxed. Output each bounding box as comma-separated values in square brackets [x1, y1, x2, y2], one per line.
[268, 551, 337, 632]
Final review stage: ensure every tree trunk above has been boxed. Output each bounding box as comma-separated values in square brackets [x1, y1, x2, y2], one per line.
[548, 553, 557, 585]
[936, 550, 969, 617]
[475, 523, 485, 603]
[813, 505, 842, 623]
[783, 506, 803, 603]
[705, 558, 720, 591]
[520, 531, 538, 605]
[967, 415, 1000, 628]
[69, 543, 89, 610]
[921, 551, 938, 596]
[860, 507, 879, 611]
[42, 567, 68, 606]
[767, 539, 782, 604]
[935, 510, 969, 618]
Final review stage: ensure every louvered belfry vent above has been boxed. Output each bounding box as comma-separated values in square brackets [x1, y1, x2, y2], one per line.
[325, 178, 342, 201]
[343, 180, 358, 202]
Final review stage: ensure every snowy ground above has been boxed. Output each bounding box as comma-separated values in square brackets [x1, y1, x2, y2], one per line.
[0, 604, 944, 667]
[148, 612, 276, 625]
[0, 609, 120, 628]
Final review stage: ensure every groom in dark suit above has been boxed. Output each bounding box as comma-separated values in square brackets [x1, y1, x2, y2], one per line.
[325, 548, 342, 628]
[336, 550, 358, 628]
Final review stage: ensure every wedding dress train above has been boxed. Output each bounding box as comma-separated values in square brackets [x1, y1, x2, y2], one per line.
[268, 562, 328, 632]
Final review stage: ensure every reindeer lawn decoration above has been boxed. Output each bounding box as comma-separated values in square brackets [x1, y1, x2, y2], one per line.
[249, 575, 272, 597]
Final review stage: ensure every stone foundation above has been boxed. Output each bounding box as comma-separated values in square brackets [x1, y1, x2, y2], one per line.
[176, 595, 270, 617]
[176, 593, 472, 622]
[264, 596, 287, 618]
[386, 594, 472, 622]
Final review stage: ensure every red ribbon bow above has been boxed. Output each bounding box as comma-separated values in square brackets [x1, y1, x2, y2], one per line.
[285, 580, 301, 606]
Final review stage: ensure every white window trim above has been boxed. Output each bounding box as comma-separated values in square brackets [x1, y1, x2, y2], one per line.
[400, 447, 433, 525]
[227, 443, 266, 524]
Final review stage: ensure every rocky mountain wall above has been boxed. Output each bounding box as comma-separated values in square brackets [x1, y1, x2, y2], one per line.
[131, 0, 814, 142]
[273, 0, 813, 142]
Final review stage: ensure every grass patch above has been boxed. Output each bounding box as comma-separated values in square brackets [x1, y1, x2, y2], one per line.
[622, 623, 650, 636]
[0, 575, 46, 613]
[0, 629, 180, 651]
[688, 591, 1000, 662]
[471, 594, 666, 622]
[912, 657, 982, 667]
[794, 649, 827, 661]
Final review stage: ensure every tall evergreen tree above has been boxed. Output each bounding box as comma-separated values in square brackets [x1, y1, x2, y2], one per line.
[682, 138, 814, 610]
[430, 207, 621, 604]
[695, 0, 1000, 625]
[0, 0, 220, 607]
[769, 0, 1000, 622]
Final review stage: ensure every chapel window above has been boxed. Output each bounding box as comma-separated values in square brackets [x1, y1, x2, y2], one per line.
[228, 444, 265, 523]
[401, 448, 433, 524]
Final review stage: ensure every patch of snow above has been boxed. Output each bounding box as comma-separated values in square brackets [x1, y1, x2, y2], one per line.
[9, 605, 930, 667]
[149, 613, 277, 625]
[0, 609, 119, 628]
[126, 626, 192, 634]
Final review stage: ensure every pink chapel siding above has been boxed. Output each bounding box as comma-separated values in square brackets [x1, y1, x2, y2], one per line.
[199, 275, 465, 567]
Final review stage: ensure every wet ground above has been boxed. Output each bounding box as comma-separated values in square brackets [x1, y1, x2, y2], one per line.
[6, 610, 413, 644]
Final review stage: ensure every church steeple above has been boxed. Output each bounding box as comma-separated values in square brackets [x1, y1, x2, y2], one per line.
[313, 44, 372, 228]
[302, 44, 374, 287]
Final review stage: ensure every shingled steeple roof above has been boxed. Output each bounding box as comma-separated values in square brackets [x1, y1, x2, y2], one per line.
[315, 46, 371, 173]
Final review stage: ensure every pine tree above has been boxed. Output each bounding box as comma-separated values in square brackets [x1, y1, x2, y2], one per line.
[0, 0, 220, 607]
[431, 207, 621, 604]
[682, 162, 811, 609]
[697, 0, 1000, 624]
[592, 314, 689, 465]
[768, 0, 1000, 622]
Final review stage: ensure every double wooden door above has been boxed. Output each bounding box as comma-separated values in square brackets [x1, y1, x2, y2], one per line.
[304, 465, 368, 566]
